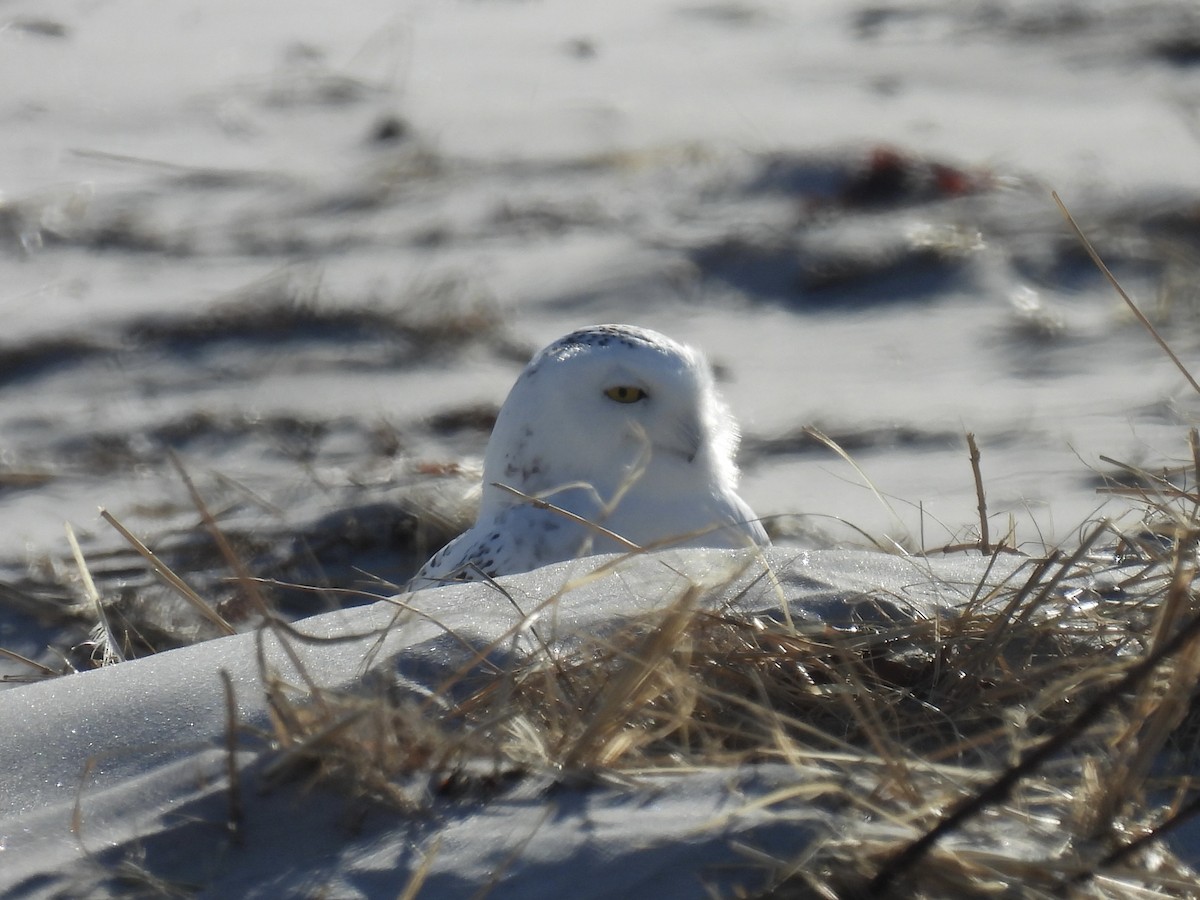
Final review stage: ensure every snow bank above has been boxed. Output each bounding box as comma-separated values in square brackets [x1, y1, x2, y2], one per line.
[0, 547, 1012, 898]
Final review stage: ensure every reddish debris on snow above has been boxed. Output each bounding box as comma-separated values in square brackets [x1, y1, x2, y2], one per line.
[840, 145, 991, 208]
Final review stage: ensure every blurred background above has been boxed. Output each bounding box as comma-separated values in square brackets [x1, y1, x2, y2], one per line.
[4, 0, 1200, 670]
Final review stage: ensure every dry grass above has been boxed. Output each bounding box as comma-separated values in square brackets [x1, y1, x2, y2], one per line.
[15, 422, 1200, 897]
[14, 194, 1200, 896]
[42, 384, 1200, 897]
[17, 407, 1200, 897]
[244, 459, 1200, 898]
[220, 199, 1200, 897]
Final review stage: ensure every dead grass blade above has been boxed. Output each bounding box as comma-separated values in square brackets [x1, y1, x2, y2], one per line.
[490, 481, 643, 552]
[0, 645, 56, 678]
[65, 522, 124, 664]
[805, 426, 911, 551]
[868, 547, 1200, 895]
[1053, 190, 1200, 396]
[398, 837, 443, 900]
[562, 584, 702, 769]
[99, 508, 235, 637]
[168, 451, 273, 620]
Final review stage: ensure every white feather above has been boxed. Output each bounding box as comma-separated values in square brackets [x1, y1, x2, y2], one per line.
[412, 325, 768, 586]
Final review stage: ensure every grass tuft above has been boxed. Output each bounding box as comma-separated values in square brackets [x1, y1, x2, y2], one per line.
[248, 491, 1200, 896]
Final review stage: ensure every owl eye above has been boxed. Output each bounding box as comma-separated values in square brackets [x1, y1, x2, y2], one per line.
[603, 385, 648, 404]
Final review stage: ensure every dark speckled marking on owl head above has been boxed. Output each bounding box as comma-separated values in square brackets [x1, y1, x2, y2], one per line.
[524, 325, 681, 377]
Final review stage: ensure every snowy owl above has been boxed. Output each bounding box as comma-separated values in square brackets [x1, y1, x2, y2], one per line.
[412, 324, 768, 586]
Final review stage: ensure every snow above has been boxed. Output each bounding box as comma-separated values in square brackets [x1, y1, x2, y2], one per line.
[0, 547, 1021, 898]
[3, 0, 1200, 893]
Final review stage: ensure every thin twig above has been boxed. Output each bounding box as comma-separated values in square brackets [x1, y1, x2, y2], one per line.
[966, 433, 989, 555]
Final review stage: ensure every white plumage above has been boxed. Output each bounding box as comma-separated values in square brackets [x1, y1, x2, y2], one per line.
[412, 324, 767, 586]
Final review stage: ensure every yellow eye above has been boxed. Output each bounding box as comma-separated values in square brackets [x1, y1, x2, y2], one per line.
[603, 385, 648, 404]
